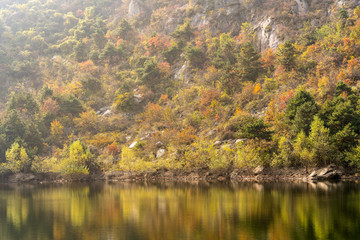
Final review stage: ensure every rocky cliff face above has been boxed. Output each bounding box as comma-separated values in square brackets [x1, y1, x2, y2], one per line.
[128, 0, 358, 50]
[128, 0, 141, 17]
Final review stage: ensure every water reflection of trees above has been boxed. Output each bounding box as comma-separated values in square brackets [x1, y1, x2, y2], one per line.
[0, 182, 360, 240]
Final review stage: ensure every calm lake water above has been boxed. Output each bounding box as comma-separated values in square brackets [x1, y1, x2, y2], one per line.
[0, 181, 359, 240]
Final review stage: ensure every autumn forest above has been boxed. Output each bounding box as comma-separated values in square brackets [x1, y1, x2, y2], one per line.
[0, 0, 360, 177]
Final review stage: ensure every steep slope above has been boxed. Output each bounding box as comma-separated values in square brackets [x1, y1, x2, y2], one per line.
[0, 0, 360, 175]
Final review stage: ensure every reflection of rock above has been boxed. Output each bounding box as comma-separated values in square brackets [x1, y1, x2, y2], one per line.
[317, 182, 330, 191]
[253, 183, 264, 192]
[307, 164, 342, 181]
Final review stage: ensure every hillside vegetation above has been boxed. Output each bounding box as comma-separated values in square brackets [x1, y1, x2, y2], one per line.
[1, 0, 360, 176]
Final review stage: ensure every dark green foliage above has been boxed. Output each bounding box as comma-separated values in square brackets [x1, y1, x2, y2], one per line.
[82, 77, 102, 94]
[277, 41, 297, 71]
[74, 41, 88, 62]
[24, 123, 44, 157]
[162, 45, 181, 65]
[335, 81, 353, 96]
[210, 34, 237, 69]
[338, 8, 349, 19]
[60, 95, 83, 116]
[137, 57, 162, 89]
[184, 45, 206, 68]
[227, 114, 273, 141]
[300, 22, 317, 46]
[3, 110, 26, 147]
[286, 89, 318, 135]
[171, 22, 194, 48]
[292, 102, 319, 135]
[100, 42, 126, 64]
[236, 117, 273, 141]
[7, 91, 39, 116]
[117, 19, 133, 40]
[114, 92, 137, 112]
[219, 68, 241, 95]
[237, 42, 262, 82]
[41, 86, 53, 100]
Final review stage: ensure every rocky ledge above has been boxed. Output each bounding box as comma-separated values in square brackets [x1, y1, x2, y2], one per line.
[0, 165, 357, 184]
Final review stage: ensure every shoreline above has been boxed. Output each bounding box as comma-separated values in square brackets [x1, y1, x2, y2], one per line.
[0, 165, 359, 184]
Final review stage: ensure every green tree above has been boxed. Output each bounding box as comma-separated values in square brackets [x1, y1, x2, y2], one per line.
[308, 116, 332, 166]
[114, 92, 137, 113]
[210, 33, 237, 69]
[236, 117, 273, 141]
[3, 110, 26, 147]
[60, 94, 83, 116]
[277, 41, 297, 71]
[116, 19, 133, 40]
[61, 140, 95, 175]
[74, 41, 88, 62]
[237, 42, 262, 82]
[184, 45, 206, 68]
[293, 131, 313, 169]
[5, 142, 31, 173]
[7, 91, 39, 116]
[171, 21, 194, 48]
[285, 89, 318, 135]
[137, 57, 162, 90]
[162, 45, 181, 65]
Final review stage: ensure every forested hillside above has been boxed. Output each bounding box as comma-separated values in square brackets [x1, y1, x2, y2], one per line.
[1, 0, 360, 175]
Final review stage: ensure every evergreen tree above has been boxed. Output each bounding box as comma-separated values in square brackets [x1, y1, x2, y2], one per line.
[285, 89, 318, 135]
[237, 42, 262, 82]
[277, 41, 297, 71]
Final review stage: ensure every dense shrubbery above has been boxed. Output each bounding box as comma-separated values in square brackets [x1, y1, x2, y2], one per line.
[0, 0, 360, 174]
